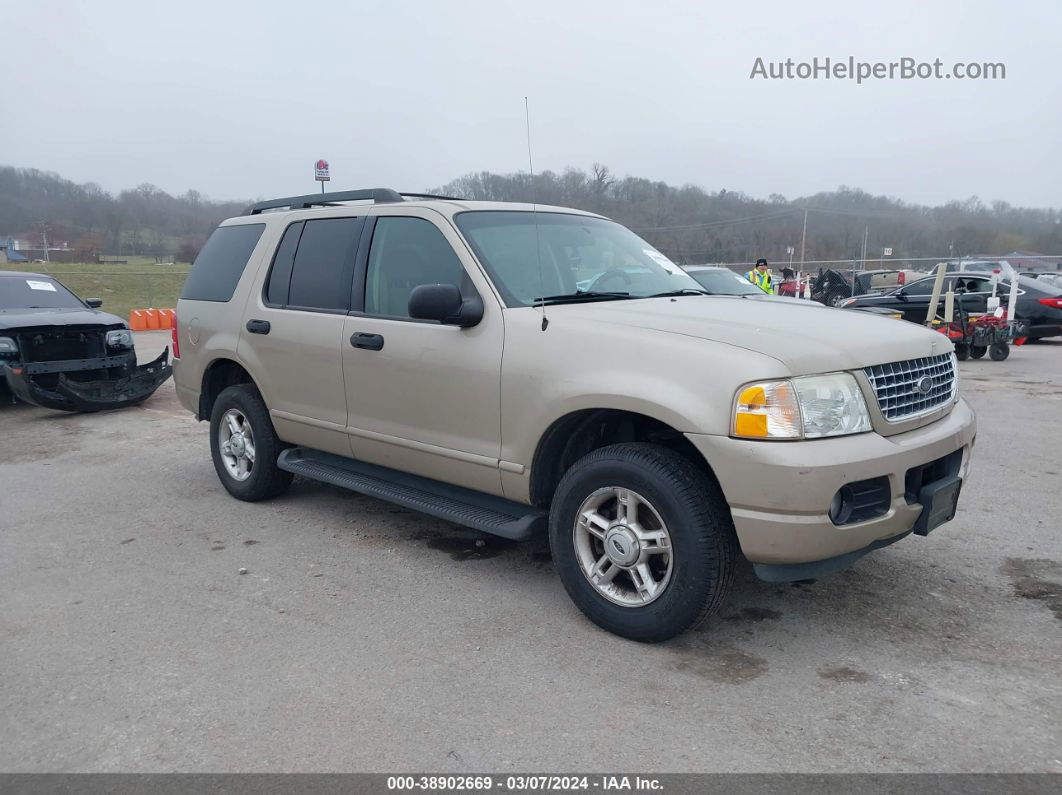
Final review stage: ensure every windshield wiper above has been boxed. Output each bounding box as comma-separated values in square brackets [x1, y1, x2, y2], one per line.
[532, 290, 631, 305]
[646, 288, 711, 298]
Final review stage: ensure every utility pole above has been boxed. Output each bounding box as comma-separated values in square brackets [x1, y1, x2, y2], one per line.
[799, 208, 808, 271]
[40, 222, 51, 269]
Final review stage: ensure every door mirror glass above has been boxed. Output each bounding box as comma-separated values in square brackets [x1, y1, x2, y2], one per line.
[408, 284, 483, 327]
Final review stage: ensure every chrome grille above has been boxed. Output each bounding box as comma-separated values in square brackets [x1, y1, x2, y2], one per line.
[864, 353, 955, 421]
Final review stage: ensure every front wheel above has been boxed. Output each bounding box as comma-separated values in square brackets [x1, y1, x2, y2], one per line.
[989, 342, 1010, 361]
[955, 343, 970, 361]
[826, 290, 849, 307]
[210, 384, 293, 501]
[549, 443, 737, 642]
[970, 345, 988, 359]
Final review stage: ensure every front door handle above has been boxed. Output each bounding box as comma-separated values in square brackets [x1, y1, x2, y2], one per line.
[351, 332, 384, 351]
[246, 319, 271, 335]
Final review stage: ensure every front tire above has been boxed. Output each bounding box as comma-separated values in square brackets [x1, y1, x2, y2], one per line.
[826, 290, 848, 307]
[210, 384, 293, 501]
[549, 443, 737, 643]
[989, 342, 1010, 361]
[970, 345, 988, 359]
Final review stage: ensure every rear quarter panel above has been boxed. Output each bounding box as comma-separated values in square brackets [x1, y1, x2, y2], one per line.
[173, 220, 283, 416]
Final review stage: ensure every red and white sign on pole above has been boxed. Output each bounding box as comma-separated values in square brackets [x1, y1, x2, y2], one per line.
[314, 159, 330, 182]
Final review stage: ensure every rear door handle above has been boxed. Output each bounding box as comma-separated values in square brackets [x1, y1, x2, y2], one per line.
[350, 332, 384, 351]
[246, 319, 271, 335]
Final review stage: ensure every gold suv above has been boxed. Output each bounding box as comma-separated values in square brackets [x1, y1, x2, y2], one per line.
[173, 189, 975, 642]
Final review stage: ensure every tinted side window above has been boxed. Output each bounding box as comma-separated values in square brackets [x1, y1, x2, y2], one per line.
[265, 222, 303, 306]
[365, 217, 465, 317]
[181, 224, 265, 302]
[287, 218, 362, 311]
[901, 279, 936, 296]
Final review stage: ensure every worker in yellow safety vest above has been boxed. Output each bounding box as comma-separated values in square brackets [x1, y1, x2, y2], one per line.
[745, 258, 774, 294]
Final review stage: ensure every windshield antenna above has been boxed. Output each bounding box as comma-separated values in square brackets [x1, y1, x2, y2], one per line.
[525, 96, 548, 331]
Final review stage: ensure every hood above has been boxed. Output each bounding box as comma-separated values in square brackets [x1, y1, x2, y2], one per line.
[0, 307, 126, 332]
[551, 295, 951, 374]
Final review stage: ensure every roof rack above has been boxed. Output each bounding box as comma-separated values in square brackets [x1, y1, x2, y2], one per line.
[243, 188, 404, 215]
[399, 192, 463, 201]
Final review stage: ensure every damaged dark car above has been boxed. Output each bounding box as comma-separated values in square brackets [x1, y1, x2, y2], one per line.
[0, 271, 171, 411]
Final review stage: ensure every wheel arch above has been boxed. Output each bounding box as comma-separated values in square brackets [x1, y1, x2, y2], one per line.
[198, 357, 260, 420]
[528, 408, 722, 509]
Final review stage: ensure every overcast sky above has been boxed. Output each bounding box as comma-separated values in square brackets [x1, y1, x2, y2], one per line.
[3, 0, 1059, 207]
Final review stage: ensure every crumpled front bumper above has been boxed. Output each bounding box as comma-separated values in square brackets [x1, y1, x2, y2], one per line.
[2, 349, 172, 412]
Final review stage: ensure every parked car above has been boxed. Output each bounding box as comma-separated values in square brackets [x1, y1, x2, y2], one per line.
[683, 265, 820, 305]
[812, 268, 926, 307]
[1029, 272, 1062, 290]
[840, 272, 1062, 339]
[0, 271, 171, 410]
[173, 188, 976, 643]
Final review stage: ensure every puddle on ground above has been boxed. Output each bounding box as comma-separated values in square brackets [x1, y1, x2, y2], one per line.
[818, 665, 873, 683]
[1001, 558, 1062, 621]
[724, 607, 783, 622]
[670, 646, 769, 684]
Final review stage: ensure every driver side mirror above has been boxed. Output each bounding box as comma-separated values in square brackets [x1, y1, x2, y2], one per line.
[408, 284, 483, 328]
[85, 298, 103, 308]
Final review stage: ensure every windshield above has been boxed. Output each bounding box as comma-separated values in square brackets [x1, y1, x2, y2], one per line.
[454, 211, 704, 306]
[686, 268, 765, 296]
[0, 276, 86, 310]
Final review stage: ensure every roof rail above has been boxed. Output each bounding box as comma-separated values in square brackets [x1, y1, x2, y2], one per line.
[399, 192, 464, 201]
[243, 188, 404, 215]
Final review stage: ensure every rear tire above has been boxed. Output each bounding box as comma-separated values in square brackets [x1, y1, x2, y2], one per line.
[210, 384, 293, 501]
[989, 342, 1010, 361]
[549, 443, 737, 643]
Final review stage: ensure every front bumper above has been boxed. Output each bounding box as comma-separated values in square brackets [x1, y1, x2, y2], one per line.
[2, 349, 172, 411]
[685, 398, 976, 576]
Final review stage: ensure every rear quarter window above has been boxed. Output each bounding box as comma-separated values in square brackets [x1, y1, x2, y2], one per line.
[180, 223, 265, 302]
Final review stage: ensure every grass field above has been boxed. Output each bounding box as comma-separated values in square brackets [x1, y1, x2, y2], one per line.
[3, 262, 190, 322]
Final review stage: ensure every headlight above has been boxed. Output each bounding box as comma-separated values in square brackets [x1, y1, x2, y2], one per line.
[950, 352, 959, 401]
[733, 372, 872, 440]
[105, 329, 134, 348]
[0, 336, 17, 357]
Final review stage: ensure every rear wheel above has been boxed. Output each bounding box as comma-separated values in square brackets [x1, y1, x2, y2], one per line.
[210, 384, 293, 501]
[989, 342, 1010, 361]
[970, 345, 988, 359]
[549, 443, 736, 643]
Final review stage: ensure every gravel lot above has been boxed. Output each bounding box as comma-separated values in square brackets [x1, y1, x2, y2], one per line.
[2, 333, 1060, 773]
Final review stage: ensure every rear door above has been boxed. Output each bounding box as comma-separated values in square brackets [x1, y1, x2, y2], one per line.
[237, 215, 364, 456]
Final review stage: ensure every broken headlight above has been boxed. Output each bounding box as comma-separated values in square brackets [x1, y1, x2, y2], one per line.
[105, 329, 134, 349]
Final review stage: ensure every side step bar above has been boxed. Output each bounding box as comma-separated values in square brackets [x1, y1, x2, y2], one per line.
[277, 448, 546, 541]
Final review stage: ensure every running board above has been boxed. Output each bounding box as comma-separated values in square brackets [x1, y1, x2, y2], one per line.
[277, 448, 546, 541]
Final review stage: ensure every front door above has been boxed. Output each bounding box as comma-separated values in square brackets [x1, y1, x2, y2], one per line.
[341, 212, 505, 496]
